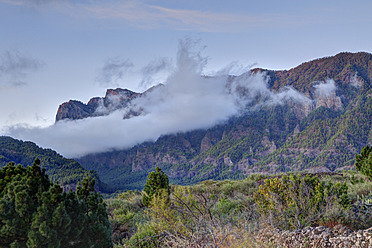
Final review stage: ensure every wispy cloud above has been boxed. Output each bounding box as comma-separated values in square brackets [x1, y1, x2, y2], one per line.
[96, 57, 134, 87]
[139, 57, 172, 88]
[0, 50, 43, 87]
[3, 0, 368, 33]
[0, 0, 64, 7]
[83, 1, 271, 32]
[313, 79, 337, 97]
[6, 38, 315, 158]
[0, 0, 277, 32]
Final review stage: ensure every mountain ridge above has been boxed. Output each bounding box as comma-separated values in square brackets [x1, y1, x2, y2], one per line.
[56, 88, 142, 121]
[56, 52, 372, 190]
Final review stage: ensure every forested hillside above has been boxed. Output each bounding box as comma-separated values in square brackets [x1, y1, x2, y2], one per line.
[68, 52, 372, 191]
[0, 136, 108, 192]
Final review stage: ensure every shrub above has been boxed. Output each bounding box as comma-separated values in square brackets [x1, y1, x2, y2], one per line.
[254, 173, 350, 230]
[348, 191, 372, 229]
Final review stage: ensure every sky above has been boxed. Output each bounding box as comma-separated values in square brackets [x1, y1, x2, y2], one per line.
[0, 0, 371, 157]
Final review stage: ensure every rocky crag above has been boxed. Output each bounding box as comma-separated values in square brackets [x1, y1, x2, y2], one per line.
[56, 88, 141, 121]
[57, 52, 372, 190]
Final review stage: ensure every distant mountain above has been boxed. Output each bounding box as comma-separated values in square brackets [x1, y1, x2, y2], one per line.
[0, 136, 109, 192]
[55, 85, 167, 122]
[56, 88, 141, 121]
[58, 52, 372, 191]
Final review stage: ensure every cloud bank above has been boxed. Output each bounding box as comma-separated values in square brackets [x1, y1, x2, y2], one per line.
[6, 40, 328, 158]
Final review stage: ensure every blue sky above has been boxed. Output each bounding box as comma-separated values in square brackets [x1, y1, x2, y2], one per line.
[0, 0, 371, 133]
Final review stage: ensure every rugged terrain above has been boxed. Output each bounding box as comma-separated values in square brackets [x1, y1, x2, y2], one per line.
[57, 52, 372, 190]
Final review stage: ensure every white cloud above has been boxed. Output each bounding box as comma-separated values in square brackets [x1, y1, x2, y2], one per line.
[313, 79, 337, 97]
[2, 0, 277, 32]
[6, 39, 317, 158]
[139, 57, 172, 89]
[95, 57, 134, 87]
[84, 1, 274, 32]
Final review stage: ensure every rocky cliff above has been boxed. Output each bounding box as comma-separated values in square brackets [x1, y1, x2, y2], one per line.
[57, 52, 372, 190]
[56, 88, 141, 121]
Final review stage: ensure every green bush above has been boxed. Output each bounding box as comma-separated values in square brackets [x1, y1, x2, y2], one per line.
[106, 190, 145, 245]
[254, 173, 350, 230]
[124, 222, 159, 248]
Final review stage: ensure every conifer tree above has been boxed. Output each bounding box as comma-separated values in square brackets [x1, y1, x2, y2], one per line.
[142, 167, 170, 207]
[355, 145, 372, 180]
[27, 184, 71, 248]
[76, 175, 112, 248]
[0, 160, 113, 248]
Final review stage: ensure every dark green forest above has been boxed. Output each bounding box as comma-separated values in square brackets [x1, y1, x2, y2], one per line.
[0, 136, 109, 192]
[0, 159, 112, 248]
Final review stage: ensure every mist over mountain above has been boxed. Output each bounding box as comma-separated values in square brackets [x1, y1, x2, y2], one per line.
[5, 48, 372, 190]
[8, 40, 297, 158]
[76, 52, 372, 190]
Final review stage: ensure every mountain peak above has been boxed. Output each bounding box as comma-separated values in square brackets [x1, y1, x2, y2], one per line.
[105, 88, 136, 98]
[56, 52, 372, 123]
[56, 88, 141, 122]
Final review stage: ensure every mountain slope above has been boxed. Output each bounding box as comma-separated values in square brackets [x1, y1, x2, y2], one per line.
[69, 52, 372, 191]
[0, 136, 108, 192]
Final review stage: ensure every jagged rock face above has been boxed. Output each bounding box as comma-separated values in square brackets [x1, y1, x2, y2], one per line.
[71, 52, 372, 191]
[56, 100, 96, 121]
[55, 88, 141, 121]
[315, 93, 343, 110]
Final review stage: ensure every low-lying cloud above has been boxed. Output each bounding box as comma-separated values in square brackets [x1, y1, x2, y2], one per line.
[313, 78, 337, 97]
[6, 40, 333, 158]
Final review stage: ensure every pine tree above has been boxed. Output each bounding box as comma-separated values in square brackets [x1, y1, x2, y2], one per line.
[27, 184, 71, 248]
[0, 160, 113, 248]
[76, 175, 112, 248]
[355, 145, 372, 180]
[0, 160, 47, 247]
[142, 167, 170, 207]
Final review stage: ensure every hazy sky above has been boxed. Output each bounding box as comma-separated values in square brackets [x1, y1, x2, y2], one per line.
[0, 0, 371, 156]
